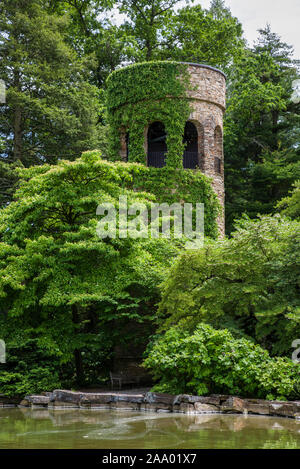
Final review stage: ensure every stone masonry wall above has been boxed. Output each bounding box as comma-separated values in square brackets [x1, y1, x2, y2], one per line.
[187, 64, 226, 236]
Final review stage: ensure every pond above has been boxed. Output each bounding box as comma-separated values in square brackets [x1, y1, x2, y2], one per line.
[0, 408, 300, 449]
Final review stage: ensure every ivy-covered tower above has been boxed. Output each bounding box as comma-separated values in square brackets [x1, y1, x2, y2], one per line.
[106, 61, 226, 235]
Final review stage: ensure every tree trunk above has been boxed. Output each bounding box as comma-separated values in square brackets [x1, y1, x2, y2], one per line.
[13, 105, 22, 162]
[12, 69, 22, 162]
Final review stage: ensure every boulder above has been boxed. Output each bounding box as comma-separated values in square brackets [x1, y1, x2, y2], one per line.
[176, 394, 210, 405]
[269, 402, 298, 418]
[244, 399, 270, 415]
[11, 390, 300, 420]
[194, 402, 220, 414]
[221, 397, 245, 413]
[144, 392, 175, 406]
[211, 395, 230, 405]
[51, 390, 82, 404]
[204, 396, 223, 406]
[112, 393, 144, 404]
[111, 401, 140, 410]
[19, 399, 30, 407]
[179, 403, 196, 413]
[25, 395, 50, 406]
[80, 393, 113, 406]
[141, 402, 172, 412]
[51, 401, 79, 408]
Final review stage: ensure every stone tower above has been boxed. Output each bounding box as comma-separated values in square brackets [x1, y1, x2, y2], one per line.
[106, 61, 226, 235]
[185, 64, 226, 236]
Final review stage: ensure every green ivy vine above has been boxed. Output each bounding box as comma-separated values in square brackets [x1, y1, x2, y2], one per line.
[125, 165, 220, 239]
[82, 151, 220, 238]
[106, 61, 192, 168]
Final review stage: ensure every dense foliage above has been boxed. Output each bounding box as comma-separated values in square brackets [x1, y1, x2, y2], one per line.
[225, 26, 300, 232]
[1, 0, 298, 222]
[106, 61, 191, 167]
[0, 0, 299, 400]
[158, 215, 300, 356]
[120, 164, 219, 238]
[144, 323, 300, 400]
[278, 181, 300, 220]
[0, 150, 219, 394]
[0, 0, 104, 167]
[106, 62, 189, 111]
[0, 152, 184, 393]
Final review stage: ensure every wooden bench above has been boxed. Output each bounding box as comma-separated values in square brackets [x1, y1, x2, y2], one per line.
[109, 371, 141, 390]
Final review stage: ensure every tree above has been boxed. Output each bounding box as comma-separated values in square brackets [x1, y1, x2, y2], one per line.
[48, 0, 112, 39]
[119, 0, 181, 61]
[48, 0, 126, 87]
[157, 215, 300, 356]
[0, 151, 179, 390]
[118, 0, 244, 68]
[46, 0, 244, 78]
[158, 3, 244, 69]
[224, 26, 300, 232]
[0, 0, 103, 166]
[209, 0, 230, 19]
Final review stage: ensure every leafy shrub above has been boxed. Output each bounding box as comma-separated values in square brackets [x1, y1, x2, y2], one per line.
[0, 368, 61, 398]
[143, 323, 300, 400]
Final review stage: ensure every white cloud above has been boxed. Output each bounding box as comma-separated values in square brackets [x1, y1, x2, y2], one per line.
[199, 0, 300, 58]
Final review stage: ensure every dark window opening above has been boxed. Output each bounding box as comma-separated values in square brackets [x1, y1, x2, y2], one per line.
[215, 156, 221, 174]
[147, 121, 167, 168]
[214, 126, 223, 174]
[183, 122, 198, 169]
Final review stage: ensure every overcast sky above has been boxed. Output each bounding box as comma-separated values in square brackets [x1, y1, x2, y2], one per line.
[194, 0, 300, 58]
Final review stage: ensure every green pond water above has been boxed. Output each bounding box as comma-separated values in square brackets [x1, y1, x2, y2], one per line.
[0, 408, 300, 449]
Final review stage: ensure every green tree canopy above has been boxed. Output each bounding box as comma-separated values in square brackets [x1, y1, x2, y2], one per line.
[0, 0, 103, 165]
[118, 0, 244, 68]
[158, 215, 300, 356]
[224, 26, 300, 232]
[0, 151, 180, 392]
[160, 3, 244, 70]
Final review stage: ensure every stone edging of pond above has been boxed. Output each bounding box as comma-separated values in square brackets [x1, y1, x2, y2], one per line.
[0, 390, 298, 420]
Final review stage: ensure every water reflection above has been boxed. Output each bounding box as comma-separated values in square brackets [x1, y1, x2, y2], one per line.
[0, 408, 299, 449]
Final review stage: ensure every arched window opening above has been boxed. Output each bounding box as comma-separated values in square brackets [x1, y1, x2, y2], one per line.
[214, 126, 223, 174]
[147, 121, 167, 168]
[183, 122, 198, 169]
[214, 157, 221, 174]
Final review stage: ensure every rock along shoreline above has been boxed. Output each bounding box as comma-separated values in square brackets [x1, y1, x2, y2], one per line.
[1, 390, 300, 420]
